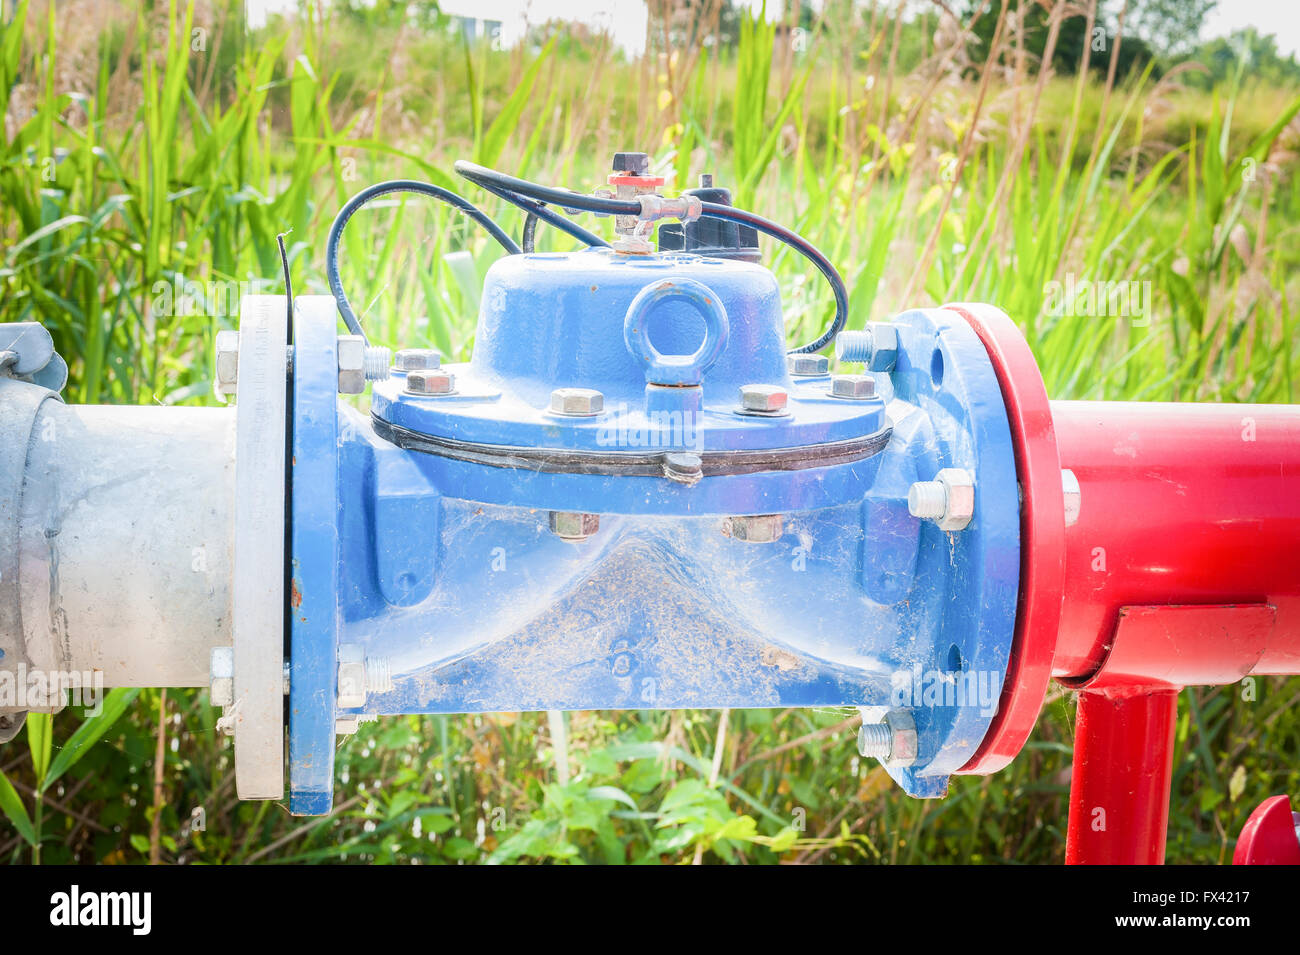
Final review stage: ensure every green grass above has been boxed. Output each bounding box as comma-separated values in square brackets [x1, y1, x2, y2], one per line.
[0, 0, 1298, 864]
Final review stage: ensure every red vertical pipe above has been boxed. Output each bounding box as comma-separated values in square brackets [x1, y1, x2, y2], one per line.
[1066, 689, 1179, 865]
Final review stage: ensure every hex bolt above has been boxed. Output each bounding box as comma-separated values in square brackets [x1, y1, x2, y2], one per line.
[739, 383, 788, 414]
[908, 482, 947, 520]
[835, 322, 899, 372]
[550, 511, 600, 541]
[1062, 468, 1082, 527]
[363, 345, 391, 382]
[335, 644, 391, 708]
[787, 354, 829, 376]
[405, 369, 456, 396]
[337, 650, 366, 709]
[834, 330, 873, 364]
[856, 710, 918, 766]
[550, 387, 605, 416]
[214, 330, 239, 398]
[365, 656, 393, 695]
[337, 335, 367, 394]
[908, 467, 975, 532]
[395, 348, 442, 372]
[831, 374, 876, 399]
[856, 722, 891, 758]
[723, 514, 784, 543]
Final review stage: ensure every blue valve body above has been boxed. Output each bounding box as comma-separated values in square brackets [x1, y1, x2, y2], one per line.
[287, 249, 1020, 814]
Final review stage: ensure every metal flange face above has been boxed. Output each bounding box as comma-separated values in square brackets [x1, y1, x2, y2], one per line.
[232, 296, 288, 800]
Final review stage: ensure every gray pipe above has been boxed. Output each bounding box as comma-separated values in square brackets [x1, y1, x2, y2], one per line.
[9, 395, 235, 691]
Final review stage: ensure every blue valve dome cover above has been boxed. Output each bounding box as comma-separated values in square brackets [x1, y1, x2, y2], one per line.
[370, 249, 887, 454]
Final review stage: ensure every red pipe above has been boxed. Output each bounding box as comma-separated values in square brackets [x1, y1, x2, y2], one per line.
[1051, 400, 1300, 680]
[1066, 689, 1179, 865]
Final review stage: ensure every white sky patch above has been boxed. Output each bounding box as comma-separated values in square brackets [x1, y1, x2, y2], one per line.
[1202, 0, 1300, 57]
[245, 0, 1300, 59]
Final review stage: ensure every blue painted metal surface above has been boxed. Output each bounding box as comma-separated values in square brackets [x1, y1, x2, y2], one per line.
[288, 297, 342, 815]
[286, 249, 1020, 812]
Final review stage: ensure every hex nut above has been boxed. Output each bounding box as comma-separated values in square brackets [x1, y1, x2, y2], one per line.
[723, 514, 784, 543]
[337, 644, 367, 709]
[405, 369, 456, 395]
[1062, 468, 1081, 527]
[550, 511, 600, 541]
[338, 335, 366, 394]
[786, 354, 829, 376]
[395, 348, 442, 372]
[215, 330, 239, 398]
[831, 374, 876, 399]
[550, 387, 604, 416]
[909, 468, 976, 532]
[884, 711, 918, 766]
[739, 384, 788, 414]
[864, 322, 900, 372]
[936, 469, 975, 531]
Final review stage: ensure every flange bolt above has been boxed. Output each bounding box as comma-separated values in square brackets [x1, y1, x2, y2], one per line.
[550, 387, 604, 416]
[405, 369, 456, 395]
[395, 348, 442, 372]
[908, 467, 975, 532]
[787, 354, 829, 376]
[835, 322, 899, 372]
[856, 710, 918, 766]
[739, 383, 788, 414]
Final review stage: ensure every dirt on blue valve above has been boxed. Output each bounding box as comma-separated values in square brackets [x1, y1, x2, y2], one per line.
[275, 158, 1022, 814]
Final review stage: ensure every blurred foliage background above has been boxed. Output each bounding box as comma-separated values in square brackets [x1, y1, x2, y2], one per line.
[0, 0, 1298, 863]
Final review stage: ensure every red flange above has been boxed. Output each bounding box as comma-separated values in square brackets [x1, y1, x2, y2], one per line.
[939, 307, 1300, 861]
[942, 303, 1065, 775]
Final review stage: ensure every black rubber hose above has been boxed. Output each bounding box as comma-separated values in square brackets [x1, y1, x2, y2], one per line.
[471, 178, 609, 249]
[453, 161, 847, 353]
[326, 179, 521, 341]
[521, 212, 539, 252]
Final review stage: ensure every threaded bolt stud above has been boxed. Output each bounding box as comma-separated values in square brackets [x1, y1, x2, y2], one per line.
[363, 345, 391, 381]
